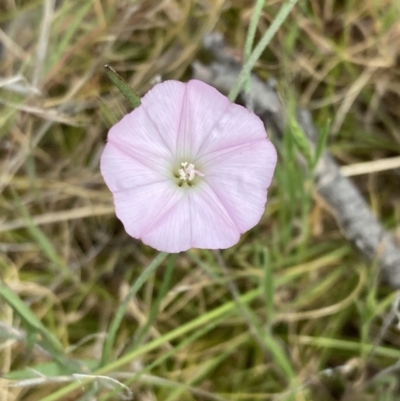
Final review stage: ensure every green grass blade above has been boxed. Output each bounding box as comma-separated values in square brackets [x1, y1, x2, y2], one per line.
[40, 288, 262, 401]
[0, 282, 63, 351]
[229, 0, 300, 101]
[243, 0, 267, 93]
[48, 1, 94, 73]
[0, 282, 80, 373]
[99, 316, 229, 401]
[312, 118, 331, 169]
[262, 247, 274, 329]
[100, 252, 167, 366]
[11, 191, 74, 281]
[129, 253, 176, 350]
[4, 360, 98, 380]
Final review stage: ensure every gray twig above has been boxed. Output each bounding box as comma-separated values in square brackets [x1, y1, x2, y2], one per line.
[193, 33, 400, 288]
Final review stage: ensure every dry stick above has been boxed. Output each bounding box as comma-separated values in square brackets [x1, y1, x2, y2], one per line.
[193, 34, 400, 288]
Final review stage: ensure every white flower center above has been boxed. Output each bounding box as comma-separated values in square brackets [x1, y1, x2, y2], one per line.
[178, 162, 204, 181]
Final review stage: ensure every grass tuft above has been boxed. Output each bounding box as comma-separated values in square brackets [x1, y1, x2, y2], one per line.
[1, 0, 400, 400]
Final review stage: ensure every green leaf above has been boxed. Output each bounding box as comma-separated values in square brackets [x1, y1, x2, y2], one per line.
[105, 65, 141, 108]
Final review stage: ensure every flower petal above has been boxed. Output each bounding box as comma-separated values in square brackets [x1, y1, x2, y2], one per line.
[101, 142, 184, 239]
[195, 96, 269, 157]
[113, 182, 183, 241]
[202, 140, 277, 233]
[140, 80, 187, 154]
[100, 141, 167, 192]
[141, 185, 240, 252]
[107, 80, 187, 166]
[176, 80, 232, 159]
[140, 192, 192, 252]
[188, 185, 240, 249]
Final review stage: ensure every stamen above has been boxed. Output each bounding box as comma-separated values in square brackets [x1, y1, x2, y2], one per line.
[178, 162, 204, 181]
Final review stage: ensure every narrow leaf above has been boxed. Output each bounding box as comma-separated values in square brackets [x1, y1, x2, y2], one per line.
[105, 65, 141, 108]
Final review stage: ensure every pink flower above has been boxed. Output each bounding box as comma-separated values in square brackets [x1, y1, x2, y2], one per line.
[100, 80, 277, 253]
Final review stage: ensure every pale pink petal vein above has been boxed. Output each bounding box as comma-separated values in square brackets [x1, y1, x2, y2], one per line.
[100, 79, 277, 252]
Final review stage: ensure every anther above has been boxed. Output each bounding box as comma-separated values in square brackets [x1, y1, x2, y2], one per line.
[178, 162, 204, 181]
